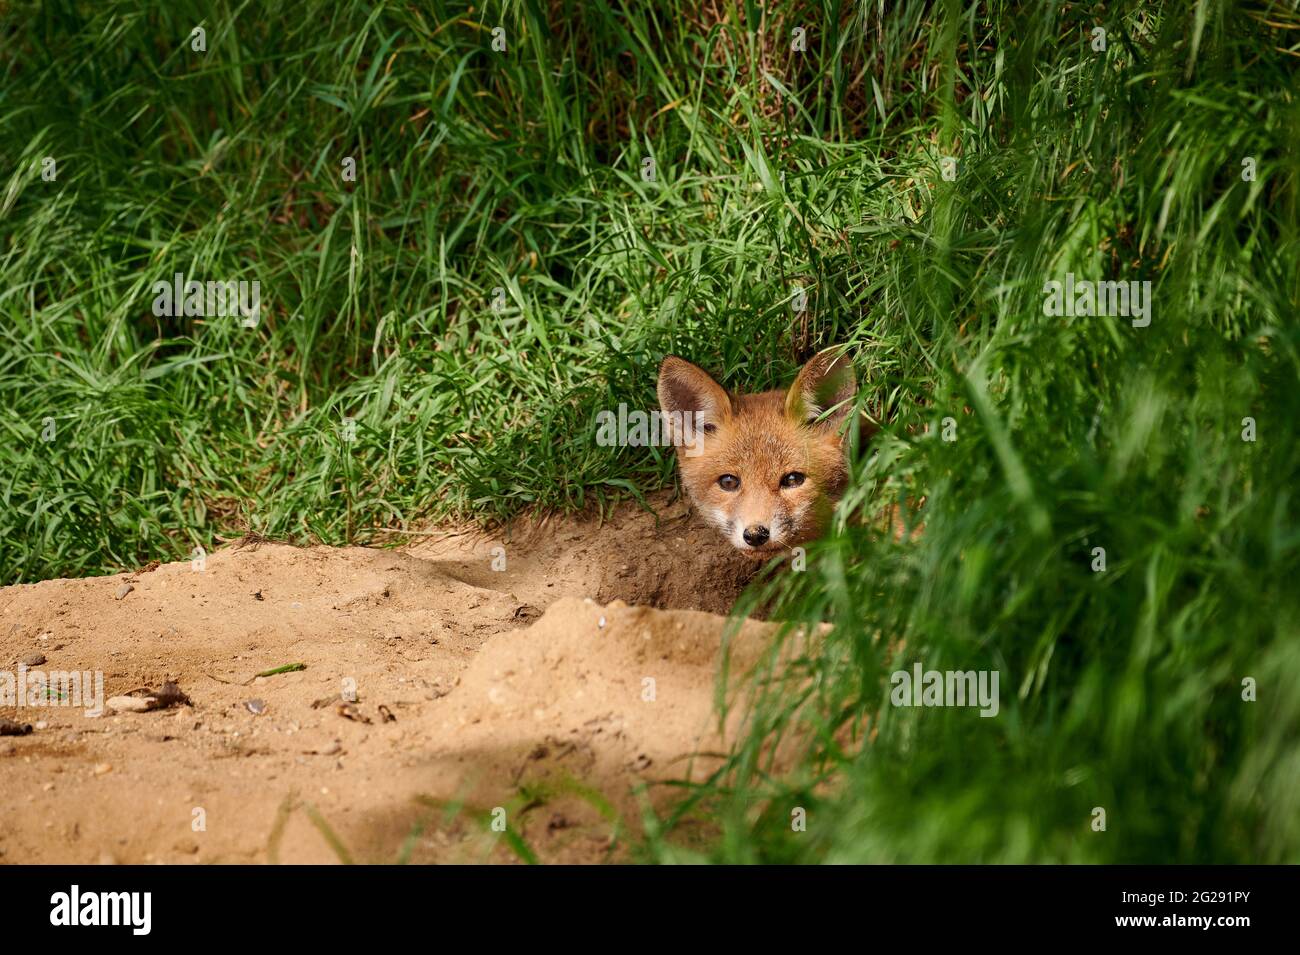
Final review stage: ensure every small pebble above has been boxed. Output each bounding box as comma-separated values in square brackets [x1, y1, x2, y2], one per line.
[21, 652, 46, 667]
[114, 583, 133, 600]
[107, 696, 151, 713]
[92, 763, 112, 776]
[244, 699, 266, 715]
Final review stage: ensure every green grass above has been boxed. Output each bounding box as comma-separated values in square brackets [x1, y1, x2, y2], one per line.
[2, 0, 1297, 862]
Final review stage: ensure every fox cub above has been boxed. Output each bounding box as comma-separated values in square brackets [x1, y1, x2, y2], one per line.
[657, 349, 857, 557]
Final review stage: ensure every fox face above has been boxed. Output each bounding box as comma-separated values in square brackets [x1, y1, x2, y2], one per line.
[657, 349, 857, 557]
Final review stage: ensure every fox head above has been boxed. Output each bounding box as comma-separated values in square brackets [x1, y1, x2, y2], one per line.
[657, 348, 857, 557]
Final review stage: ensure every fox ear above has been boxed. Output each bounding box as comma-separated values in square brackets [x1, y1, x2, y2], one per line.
[658, 356, 733, 432]
[785, 347, 857, 429]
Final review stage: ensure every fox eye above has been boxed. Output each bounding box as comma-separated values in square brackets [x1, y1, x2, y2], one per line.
[780, 471, 806, 489]
[717, 474, 740, 492]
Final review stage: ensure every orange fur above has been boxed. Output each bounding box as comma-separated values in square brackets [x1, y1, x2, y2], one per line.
[657, 349, 856, 557]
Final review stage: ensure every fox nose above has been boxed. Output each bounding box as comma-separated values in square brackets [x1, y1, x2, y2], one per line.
[743, 525, 770, 547]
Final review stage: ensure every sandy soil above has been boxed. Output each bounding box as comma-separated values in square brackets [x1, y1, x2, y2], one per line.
[0, 492, 784, 864]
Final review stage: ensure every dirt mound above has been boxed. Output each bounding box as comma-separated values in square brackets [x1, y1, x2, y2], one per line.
[0, 494, 781, 863]
[407, 490, 761, 615]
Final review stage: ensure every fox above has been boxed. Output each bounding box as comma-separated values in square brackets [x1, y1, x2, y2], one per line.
[657, 348, 858, 557]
